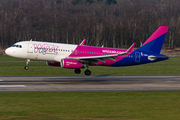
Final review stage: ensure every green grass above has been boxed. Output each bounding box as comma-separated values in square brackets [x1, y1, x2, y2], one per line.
[0, 56, 180, 75]
[0, 92, 180, 120]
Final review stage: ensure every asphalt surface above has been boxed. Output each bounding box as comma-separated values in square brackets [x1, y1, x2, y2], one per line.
[0, 75, 180, 92]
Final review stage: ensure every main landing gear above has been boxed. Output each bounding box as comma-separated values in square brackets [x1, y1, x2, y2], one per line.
[84, 69, 91, 76]
[84, 64, 91, 76]
[74, 69, 81, 74]
[74, 64, 91, 76]
[24, 59, 30, 70]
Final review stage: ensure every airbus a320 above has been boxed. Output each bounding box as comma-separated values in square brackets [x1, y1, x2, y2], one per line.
[5, 26, 169, 76]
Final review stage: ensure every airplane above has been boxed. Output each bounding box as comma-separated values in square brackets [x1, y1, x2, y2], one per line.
[5, 26, 169, 76]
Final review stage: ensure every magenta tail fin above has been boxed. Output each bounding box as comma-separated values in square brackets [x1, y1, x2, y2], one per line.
[139, 26, 169, 54]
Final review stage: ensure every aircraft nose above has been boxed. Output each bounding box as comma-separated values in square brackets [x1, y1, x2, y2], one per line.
[5, 48, 12, 56]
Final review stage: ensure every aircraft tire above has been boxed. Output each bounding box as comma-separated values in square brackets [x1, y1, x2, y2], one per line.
[24, 66, 29, 70]
[84, 70, 91, 76]
[74, 69, 81, 74]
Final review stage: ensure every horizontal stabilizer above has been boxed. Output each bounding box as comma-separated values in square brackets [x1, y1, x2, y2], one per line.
[148, 55, 168, 61]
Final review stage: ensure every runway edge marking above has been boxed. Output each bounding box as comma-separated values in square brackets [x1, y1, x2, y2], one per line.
[0, 85, 26, 87]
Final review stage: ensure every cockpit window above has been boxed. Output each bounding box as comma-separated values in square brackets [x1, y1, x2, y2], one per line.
[12, 44, 22, 48]
[17, 45, 22, 48]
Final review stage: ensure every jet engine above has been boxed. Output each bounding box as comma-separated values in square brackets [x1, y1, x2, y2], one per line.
[46, 61, 61, 67]
[61, 59, 85, 69]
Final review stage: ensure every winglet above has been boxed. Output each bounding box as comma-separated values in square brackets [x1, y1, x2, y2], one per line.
[118, 42, 136, 56]
[80, 39, 86, 45]
[127, 42, 136, 53]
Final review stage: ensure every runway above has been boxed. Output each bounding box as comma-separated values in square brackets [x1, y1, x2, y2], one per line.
[0, 75, 180, 92]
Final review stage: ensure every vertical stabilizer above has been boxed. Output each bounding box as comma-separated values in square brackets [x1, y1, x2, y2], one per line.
[139, 26, 169, 54]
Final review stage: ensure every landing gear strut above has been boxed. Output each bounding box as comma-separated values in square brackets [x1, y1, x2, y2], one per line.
[24, 59, 30, 70]
[74, 64, 91, 76]
[84, 64, 91, 76]
[74, 69, 81, 74]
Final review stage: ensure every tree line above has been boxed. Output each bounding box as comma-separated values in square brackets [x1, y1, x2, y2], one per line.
[0, 0, 180, 49]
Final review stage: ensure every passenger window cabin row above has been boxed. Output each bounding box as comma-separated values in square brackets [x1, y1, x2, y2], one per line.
[13, 45, 133, 57]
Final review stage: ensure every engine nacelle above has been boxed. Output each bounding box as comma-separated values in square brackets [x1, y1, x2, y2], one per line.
[61, 59, 85, 69]
[46, 61, 61, 67]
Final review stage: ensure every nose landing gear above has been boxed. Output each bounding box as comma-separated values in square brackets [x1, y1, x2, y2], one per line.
[24, 59, 30, 70]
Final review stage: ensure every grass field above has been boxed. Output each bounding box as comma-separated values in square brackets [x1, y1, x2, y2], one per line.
[0, 56, 180, 75]
[0, 56, 180, 120]
[0, 92, 180, 120]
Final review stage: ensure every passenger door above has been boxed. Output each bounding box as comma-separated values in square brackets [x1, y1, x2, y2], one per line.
[27, 43, 33, 53]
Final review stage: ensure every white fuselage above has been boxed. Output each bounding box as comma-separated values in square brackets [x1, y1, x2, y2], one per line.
[5, 41, 77, 61]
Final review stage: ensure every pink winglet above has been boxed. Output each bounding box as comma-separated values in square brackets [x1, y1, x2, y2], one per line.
[80, 39, 86, 45]
[127, 42, 136, 53]
[142, 26, 169, 46]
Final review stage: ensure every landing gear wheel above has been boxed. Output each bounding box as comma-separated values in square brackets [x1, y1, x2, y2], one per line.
[24, 59, 30, 70]
[74, 69, 81, 74]
[24, 66, 29, 70]
[84, 70, 91, 76]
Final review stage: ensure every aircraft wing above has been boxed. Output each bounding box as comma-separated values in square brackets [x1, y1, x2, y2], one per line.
[66, 43, 136, 63]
